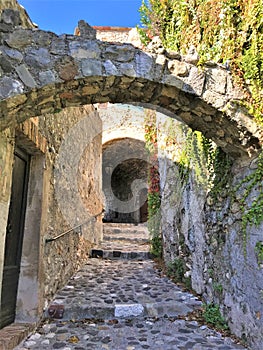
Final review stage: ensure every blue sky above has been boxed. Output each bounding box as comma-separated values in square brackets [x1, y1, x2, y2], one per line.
[19, 0, 143, 35]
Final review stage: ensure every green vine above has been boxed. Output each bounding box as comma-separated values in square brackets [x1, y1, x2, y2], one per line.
[160, 120, 233, 198]
[152, 116, 263, 259]
[138, 0, 263, 125]
[144, 110, 162, 258]
[255, 241, 263, 266]
[209, 147, 233, 200]
[235, 150, 263, 247]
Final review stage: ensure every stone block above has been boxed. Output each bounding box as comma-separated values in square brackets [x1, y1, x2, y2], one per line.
[105, 44, 135, 62]
[0, 76, 23, 99]
[1, 9, 21, 26]
[104, 60, 119, 75]
[4, 48, 23, 62]
[81, 59, 102, 76]
[15, 64, 36, 88]
[168, 60, 189, 77]
[6, 29, 33, 49]
[205, 67, 227, 94]
[39, 70, 56, 85]
[114, 303, 144, 317]
[78, 20, 96, 39]
[135, 51, 153, 78]
[182, 66, 205, 96]
[69, 40, 100, 59]
[119, 62, 136, 77]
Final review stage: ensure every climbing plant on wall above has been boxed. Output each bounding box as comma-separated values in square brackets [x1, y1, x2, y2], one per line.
[138, 0, 263, 125]
[144, 110, 162, 257]
[235, 150, 263, 250]
[139, 0, 263, 253]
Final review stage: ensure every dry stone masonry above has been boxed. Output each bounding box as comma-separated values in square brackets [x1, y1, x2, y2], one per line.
[0, 10, 262, 159]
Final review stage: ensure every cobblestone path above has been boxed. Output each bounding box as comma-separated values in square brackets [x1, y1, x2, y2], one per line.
[15, 224, 247, 350]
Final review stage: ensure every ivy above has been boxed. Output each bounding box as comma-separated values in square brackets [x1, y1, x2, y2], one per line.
[235, 149, 263, 249]
[144, 110, 162, 258]
[255, 242, 263, 266]
[209, 147, 233, 200]
[138, 0, 263, 125]
[160, 121, 232, 198]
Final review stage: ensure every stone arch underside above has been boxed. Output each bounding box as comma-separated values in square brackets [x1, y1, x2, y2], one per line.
[0, 26, 262, 158]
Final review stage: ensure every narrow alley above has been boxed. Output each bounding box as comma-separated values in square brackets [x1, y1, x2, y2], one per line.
[14, 224, 247, 350]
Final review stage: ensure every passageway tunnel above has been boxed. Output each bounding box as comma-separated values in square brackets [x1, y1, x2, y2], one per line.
[102, 138, 149, 224]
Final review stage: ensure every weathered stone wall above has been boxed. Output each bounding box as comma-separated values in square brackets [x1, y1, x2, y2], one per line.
[38, 105, 103, 303]
[98, 103, 145, 144]
[0, 105, 103, 323]
[0, 0, 36, 29]
[158, 115, 263, 350]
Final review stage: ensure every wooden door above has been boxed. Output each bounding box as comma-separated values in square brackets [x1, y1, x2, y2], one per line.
[0, 148, 30, 329]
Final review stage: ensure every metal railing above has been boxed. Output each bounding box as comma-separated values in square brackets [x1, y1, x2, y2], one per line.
[45, 210, 104, 244]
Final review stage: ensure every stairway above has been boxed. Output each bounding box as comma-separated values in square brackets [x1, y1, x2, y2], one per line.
[90, 223, 153, 260]
[16, 223, 248, 350]
[46, 223, 202, 321]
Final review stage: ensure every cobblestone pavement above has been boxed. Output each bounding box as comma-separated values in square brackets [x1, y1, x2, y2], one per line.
[15, 225, 248, 350]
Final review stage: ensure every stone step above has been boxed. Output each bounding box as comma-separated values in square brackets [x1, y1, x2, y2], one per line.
[92, 223, 151, 260]
[90, 248, 153, 260]
[103, 222, 148, 228]
[46, 260, 202, 322]
[103, 234, 149, 243]
[103, 223, 149, 236]
[48, 299, 195, 321]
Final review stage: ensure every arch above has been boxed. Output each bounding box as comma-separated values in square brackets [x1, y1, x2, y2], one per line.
[102, 138, 149, 223]
[98, 103, 145, 144]
[0, 25, 261, 158]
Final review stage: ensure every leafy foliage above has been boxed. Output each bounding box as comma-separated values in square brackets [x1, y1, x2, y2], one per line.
[255, 241, 263, 266]
[235, 150, 263, 246]
[138, 0, 263, 124]
[202, 303, 229, 331]
[166, 258, 191, 289]
[144, 111, 162, 257]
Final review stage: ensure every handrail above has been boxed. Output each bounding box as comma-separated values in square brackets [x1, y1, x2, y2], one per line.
[45, 210, 104, 243]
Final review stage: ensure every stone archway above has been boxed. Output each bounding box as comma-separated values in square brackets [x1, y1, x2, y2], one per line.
[0, 11, 261, 158]
[102, 138, 149, 224]
[0, 9, 263, 349]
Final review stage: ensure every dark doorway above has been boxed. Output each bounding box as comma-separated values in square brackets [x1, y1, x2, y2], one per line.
[102, 138, 149, 224]
[139, 188, 148, 223]
[0, 148, 30, 329]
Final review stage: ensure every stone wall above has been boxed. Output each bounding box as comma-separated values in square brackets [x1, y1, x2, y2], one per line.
[38, 106, 103, 303]
[0, 0, 36, 29]
[157, 115, 263, 350]
[0, 105, 103, 323]
[98, 103, 145, 144]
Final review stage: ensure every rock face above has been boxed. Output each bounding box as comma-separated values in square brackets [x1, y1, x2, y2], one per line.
[0, 10, 261, 158]
[0, 0, 36, 29]
[157, 115, 263, 350]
